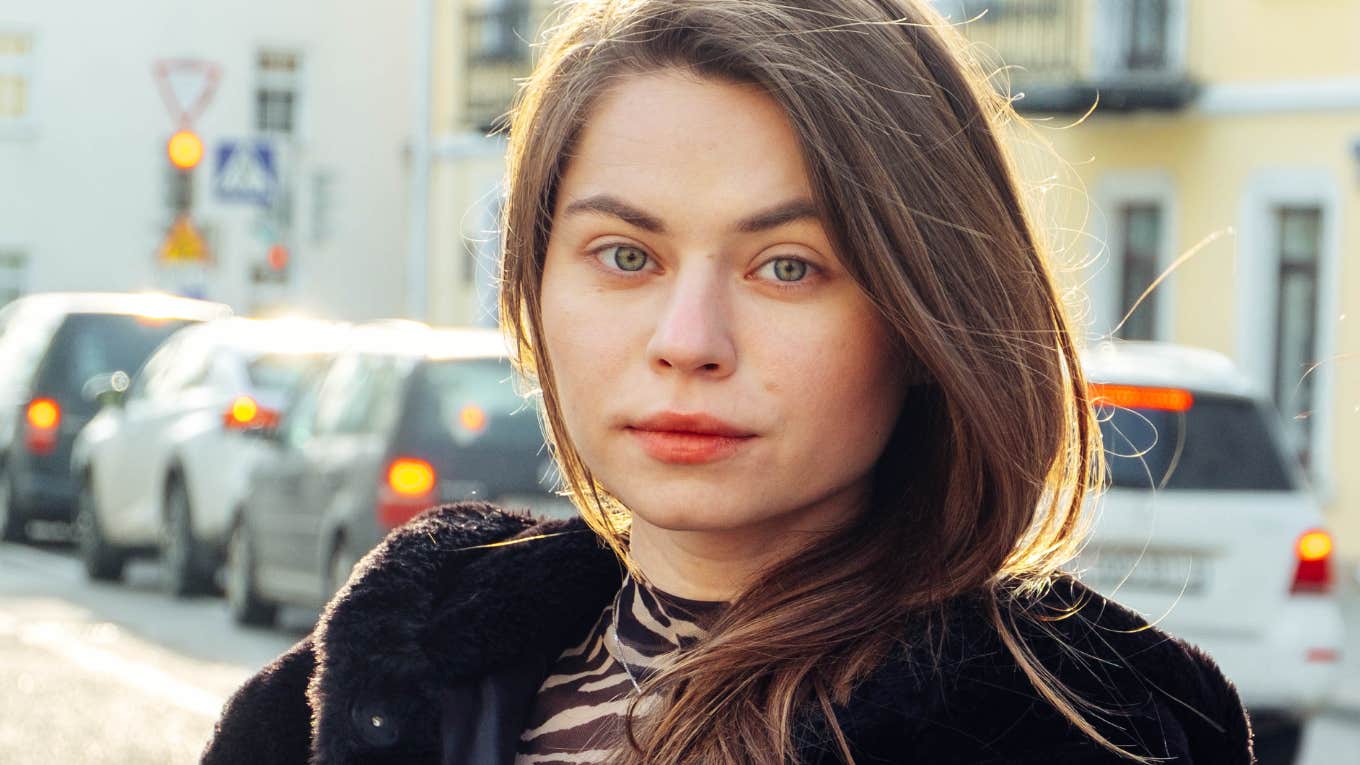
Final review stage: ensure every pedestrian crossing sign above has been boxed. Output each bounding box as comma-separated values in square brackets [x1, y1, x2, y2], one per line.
[214, 139, 278, 205]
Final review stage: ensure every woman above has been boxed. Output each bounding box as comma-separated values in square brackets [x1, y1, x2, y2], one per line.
[205, 1, 1252, 763]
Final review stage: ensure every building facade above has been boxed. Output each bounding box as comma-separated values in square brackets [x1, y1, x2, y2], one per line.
[0, 0, 416, 320]
[947, 0, 1359, 557]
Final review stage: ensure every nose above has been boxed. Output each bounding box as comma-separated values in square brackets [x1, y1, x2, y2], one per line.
[645, 266, 737, 378]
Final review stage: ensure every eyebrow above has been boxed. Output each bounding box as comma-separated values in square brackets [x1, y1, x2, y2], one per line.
[561, 194, 821, 235]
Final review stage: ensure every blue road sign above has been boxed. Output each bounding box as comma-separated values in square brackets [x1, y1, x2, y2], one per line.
[214, 140, 278, 205]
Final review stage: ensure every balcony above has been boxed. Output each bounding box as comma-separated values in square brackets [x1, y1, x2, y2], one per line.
[947, 0, 1197, 113]
[463, 1, 535, 132]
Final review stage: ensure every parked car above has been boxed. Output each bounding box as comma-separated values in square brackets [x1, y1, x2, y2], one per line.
[225, 323, 570, 626]
[69, 316, 349, 594]
[0, 292, 232, 543]
[1076, 341, 1345, 763]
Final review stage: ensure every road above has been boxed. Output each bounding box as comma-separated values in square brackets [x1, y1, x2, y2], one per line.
[0, 536, 304, 764]
[1, 536, 1358, 764]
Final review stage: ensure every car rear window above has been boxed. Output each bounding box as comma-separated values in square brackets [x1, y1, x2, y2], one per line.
[1096, 391, 1297, 491]
[33, 313, 198, 412]
[246, 354, 331, 394]
[401, 358, 541, 450]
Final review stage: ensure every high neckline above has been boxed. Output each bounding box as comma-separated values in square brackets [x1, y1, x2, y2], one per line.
[605, 574, 726, 682]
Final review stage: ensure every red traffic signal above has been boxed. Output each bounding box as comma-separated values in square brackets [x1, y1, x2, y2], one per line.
[267, 244, 290, 271]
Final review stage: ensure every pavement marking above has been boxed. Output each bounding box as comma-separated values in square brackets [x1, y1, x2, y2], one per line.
[15, 619, 226, 718]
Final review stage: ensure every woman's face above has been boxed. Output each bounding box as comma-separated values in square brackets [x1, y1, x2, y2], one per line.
[540, 69, 907, 538]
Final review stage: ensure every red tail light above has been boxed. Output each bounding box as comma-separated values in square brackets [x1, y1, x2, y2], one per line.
[222, 396, 280, 430]
[377, 457, 438, 529]
[1291, 529, 1333, 594]
[24, 398, 61, 454]
[1089, 384, 1194, 412]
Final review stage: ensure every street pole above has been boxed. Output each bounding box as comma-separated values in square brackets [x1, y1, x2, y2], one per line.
[406, 0, 434, 321]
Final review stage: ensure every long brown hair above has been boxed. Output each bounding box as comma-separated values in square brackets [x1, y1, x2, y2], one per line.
[500, 0, 1118, 762]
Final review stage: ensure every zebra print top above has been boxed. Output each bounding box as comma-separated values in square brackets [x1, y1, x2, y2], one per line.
[514, 574, 725, 764]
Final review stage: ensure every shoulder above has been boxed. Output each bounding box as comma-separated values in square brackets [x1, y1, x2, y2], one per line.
[204, 502, 620, 764]
[830, 576, 1253, 764]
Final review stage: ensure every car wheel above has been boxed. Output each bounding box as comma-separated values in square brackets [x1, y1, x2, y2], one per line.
[0, 462, 26, 543]
[1253, 717, 1304, 765]
[75, 478, 125, 581]
[225, 519, 277, 628]
[327, 541, 360, 600]
[161, 477, 213, 597]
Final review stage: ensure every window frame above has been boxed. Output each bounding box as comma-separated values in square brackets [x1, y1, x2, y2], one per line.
[1236, 169, 1341, 499]
[0, 27, 38, 137]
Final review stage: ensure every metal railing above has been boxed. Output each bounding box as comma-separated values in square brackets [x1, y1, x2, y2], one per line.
[463, 1, 534, 131]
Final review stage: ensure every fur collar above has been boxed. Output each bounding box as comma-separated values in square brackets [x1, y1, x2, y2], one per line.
[308, 502, 623, 762]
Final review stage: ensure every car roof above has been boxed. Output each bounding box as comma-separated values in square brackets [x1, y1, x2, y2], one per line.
[9, 291, 232, 321]
[346, 322, 510, 361]
[190, 316, 351, 355]
[1080, 341, 1261, 399]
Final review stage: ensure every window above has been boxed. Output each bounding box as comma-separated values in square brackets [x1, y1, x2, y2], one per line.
[1272, 206, 1322, 469]
[1126, 0, 1169, 70]
[332, 358, 406, 435]
[1115, 203, 1162, 341]
[471, 0, 530, 62]
[1097, 393, 1295, 492]
[255, 49, 301, 135]
[0, 250, 26, 306]
[0, 31, 34, 128]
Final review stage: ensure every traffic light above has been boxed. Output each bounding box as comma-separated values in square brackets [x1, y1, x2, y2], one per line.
[167, 129, 204, 170]
[251, 243, 291, 284]
[164, 130, 202, 214]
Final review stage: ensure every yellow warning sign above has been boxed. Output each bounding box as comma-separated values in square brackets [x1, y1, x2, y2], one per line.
[158, 215, 210, 263]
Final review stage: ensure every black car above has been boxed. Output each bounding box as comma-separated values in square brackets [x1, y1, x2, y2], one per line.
[0, 292, 232, 542]
[225, 324, 569, 627]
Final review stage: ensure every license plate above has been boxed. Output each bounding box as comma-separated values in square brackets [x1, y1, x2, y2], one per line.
[1079, 549, 1209, 595]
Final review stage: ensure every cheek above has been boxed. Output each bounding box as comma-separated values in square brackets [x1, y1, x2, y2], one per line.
[766, 308, 904, 447]
[539, 254, 634, 443]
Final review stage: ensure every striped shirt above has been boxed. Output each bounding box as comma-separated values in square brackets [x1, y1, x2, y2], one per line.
[515, 575, 724, 764]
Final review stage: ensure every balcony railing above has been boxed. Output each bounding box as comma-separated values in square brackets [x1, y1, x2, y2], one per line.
[953, 0, 1196, 113]
[463, 1, 535, 132]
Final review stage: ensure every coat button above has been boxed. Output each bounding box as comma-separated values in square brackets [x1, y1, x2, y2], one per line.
[351, 698, 400, 747]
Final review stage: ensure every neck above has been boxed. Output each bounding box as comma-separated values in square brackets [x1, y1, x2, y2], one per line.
[625, 482, 867, 602]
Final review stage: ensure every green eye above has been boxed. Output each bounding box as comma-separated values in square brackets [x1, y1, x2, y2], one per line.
[609, 246, 649, 272]
[771, 258, 808, 282]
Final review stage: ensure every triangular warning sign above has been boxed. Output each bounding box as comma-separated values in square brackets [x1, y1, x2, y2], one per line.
[158, 215, 210, 263]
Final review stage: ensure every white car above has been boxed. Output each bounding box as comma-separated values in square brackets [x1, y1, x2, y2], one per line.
[1076, 341, 1345, 761]
[70, 317, 349, 595]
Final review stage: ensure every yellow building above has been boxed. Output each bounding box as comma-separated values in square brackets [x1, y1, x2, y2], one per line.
[950, 0, 1360, 559]
[426, 0, 552, 329]
[425, 0, 1359, 560]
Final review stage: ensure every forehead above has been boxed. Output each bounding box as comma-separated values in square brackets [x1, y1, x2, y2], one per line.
[556, 69, 814, 219]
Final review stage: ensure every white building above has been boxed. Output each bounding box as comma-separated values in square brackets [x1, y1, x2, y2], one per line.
[0, 0, 417, 320]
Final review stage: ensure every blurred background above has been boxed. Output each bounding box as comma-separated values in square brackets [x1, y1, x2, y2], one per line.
[0, 0, 1356, 762]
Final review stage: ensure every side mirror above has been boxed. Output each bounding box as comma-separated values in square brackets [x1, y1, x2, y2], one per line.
[82, 371, 130, 409]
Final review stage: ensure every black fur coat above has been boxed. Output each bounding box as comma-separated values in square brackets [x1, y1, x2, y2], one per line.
[202, 502, 1254, 764]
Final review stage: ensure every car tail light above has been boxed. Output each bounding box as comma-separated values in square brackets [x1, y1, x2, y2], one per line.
[24, 398, 61, 454]
[1088, 384, 1194, 412]
[459, 404, 488, 433]
[1291, 528, 1333, 594]
[377, 457, 438, 529]
[222, 396, 280, 430]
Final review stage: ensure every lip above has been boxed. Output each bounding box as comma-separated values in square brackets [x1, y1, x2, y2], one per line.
[625, 412, 756, 465]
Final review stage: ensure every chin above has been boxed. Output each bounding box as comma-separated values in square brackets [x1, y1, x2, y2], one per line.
[617, 484, 790, 535]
